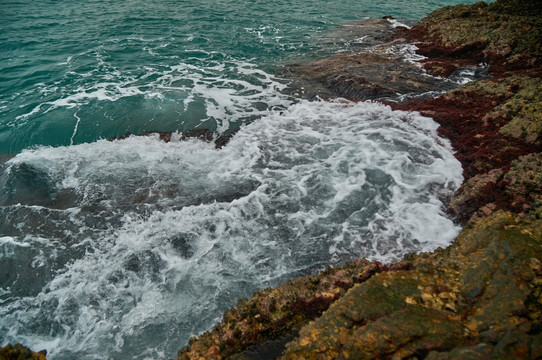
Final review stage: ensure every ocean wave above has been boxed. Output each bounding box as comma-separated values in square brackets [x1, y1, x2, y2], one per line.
[0, 99, 462, 358]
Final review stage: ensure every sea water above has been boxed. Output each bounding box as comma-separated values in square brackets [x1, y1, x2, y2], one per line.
[1, 0, 479, 358]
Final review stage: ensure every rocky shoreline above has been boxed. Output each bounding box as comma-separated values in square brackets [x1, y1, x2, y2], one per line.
[2, 0, 540, 359]
[178, 0, 541, 359]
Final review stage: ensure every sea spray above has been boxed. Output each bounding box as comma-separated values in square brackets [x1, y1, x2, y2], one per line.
[1, 100, 462, 358]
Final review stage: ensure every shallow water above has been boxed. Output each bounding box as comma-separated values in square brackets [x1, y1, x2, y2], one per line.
[0, 0, 480, 358]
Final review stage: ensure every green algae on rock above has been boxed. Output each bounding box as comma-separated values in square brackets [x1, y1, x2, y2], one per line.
[497, 79, 542, 143]
[409, 0, 542, 75]
[280, 211, 542, 359]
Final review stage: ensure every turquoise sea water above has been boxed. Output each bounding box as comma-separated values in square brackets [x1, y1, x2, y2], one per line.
[1, 0, 482, 154]
[1, 1, 479, 359]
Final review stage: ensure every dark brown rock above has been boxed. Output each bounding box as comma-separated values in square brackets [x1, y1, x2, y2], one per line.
[285, 18, 464, 102]
[0, 344, 46, 360]
[110, 128, 234, 149]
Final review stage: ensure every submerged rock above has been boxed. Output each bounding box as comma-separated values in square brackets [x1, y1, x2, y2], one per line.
[284, 18, 471, 102]
[110, 128, 233, 149]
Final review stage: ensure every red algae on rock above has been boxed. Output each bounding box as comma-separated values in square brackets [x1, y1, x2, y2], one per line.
[391, 75, 541, 182]
[177, 260, 387, 360]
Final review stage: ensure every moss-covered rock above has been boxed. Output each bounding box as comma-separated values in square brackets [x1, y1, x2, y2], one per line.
[497, 78, 542, 143]
[280, 211, 542, 359]
[488, 0, 542, 17]
[177, 260, 386, 359]
[409, 1, 542, 75]
[448, 151, 542, 223]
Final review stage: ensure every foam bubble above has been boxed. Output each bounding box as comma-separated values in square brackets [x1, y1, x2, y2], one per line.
[386, 18, 412, 29]
[0, 236, 30, 248]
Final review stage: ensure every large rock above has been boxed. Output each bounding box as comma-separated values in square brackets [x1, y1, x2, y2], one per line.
[177, 260, 387, 359]
[285, 19, 465, 102]
[408, 0, 542, 76]
[281, 211, 542, 359]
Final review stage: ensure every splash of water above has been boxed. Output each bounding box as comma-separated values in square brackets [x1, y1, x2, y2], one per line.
[0, 100, 462, 358]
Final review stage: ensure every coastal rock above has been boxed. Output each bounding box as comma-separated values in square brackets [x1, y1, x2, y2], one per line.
[408, 0, 542, 76]
[280, 211, 542, 359]
[285, 19, 462, 102]
[110, 128, 233, 149]
[0, 344, 46, 360]
[287, 49, 448, 101]
[177, 260, 387, 359]
[496, 77, 542, 143]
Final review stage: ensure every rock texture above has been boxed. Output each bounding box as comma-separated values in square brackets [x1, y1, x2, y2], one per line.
[178, 0, 542, 359]
[0, 344, 46, 360]
[408, 0, 542, 77]
[285, 19, 461, 102]
[178, 260, 388, 360]
[281, 212, 542, 359]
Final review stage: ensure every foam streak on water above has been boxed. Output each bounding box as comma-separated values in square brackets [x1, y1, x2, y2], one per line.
[0, 100, 462, 358]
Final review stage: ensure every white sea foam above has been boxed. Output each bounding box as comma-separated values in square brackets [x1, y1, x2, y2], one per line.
[0, 236, 30, 248]
[14, 56, 290, 136]
[386, 18, 412, 29]
[1, 100, 462, 358]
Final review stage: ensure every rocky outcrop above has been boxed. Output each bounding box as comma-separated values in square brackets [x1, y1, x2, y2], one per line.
[110, 128, 233, 149]
[0, 344, 46, 360]
[389, 0, 542, 222]
[408, 0, 542, 77]
[178, 260, 388, 360]
[281, 211, 542, 359]
[178, 0, 542, 359]
[285, 18, 464, 102]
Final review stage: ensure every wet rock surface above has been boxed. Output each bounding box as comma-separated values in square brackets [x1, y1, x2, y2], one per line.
[284, 19, 471, 102]
[281, 211, 542, 359]
[110, 128, 234, 149]
[177, 260, 387, 360]
[178, 0, 542, 359]
[0, 343, 46, 360]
